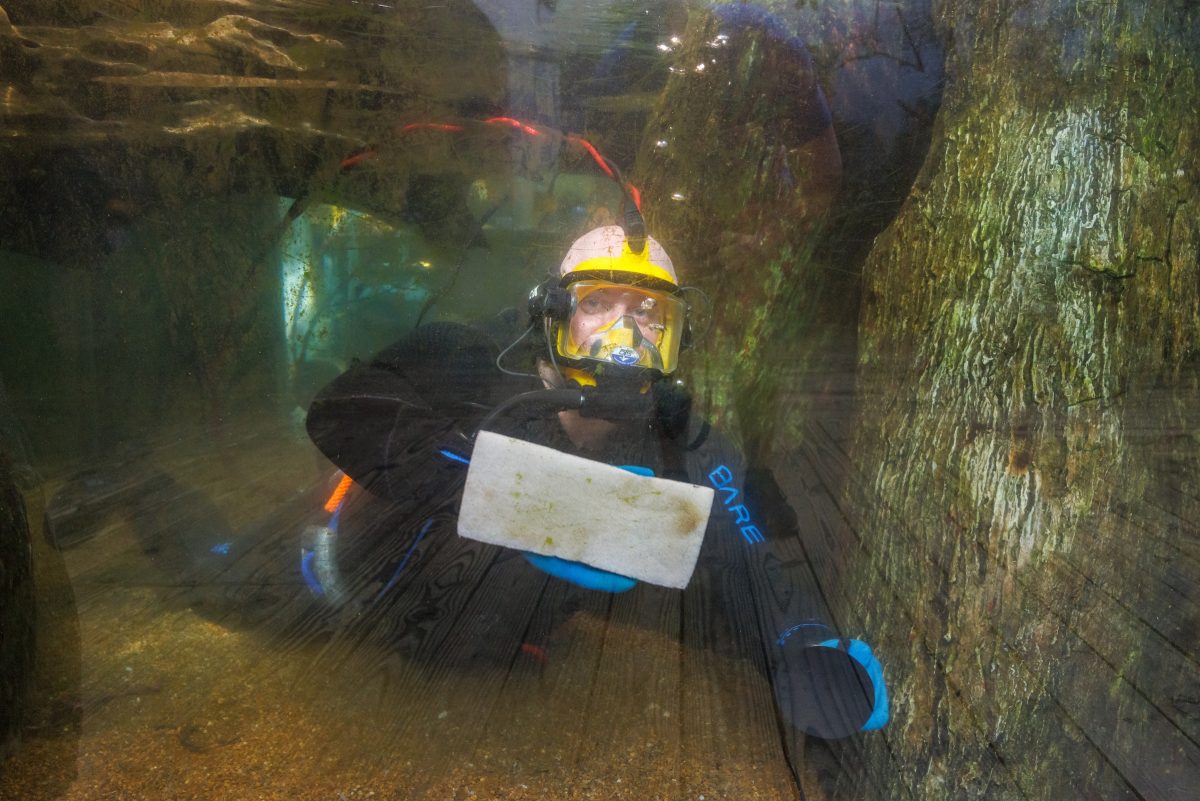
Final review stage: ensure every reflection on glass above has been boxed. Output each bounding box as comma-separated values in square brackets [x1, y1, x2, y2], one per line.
[3, 2, 1192, 801]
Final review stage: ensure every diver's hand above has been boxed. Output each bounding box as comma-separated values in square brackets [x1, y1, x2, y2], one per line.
[772, 625, 890, 738]
[520, 462, 647, 593]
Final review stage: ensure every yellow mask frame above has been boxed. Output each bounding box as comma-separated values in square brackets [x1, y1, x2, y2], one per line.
[553, 280, 686, 374]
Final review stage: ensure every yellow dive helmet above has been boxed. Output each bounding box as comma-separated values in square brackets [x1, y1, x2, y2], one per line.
[551, 226, 687, 376]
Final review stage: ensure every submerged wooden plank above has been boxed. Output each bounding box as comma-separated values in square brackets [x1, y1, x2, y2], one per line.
[573, 584, 684, 791]
[468, 578, 614, 781]
[784, 430, 1027, 800]
[468, 549, 806, 798]
[773, 445, 929, 801]
[1039, 552, 1200, 744]
[678, 528, 801, 801]
[264, 510, 464, 659]
[383, 549, 554, 795]
[805, 405, 1200, 775]
[741, 464, 902, 801]
[1050, 627, 1200, 801]
[15, 418, 853, 799]
[287, 529, 502, 676]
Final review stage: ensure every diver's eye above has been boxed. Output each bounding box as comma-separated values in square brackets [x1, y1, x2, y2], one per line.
[632, 299, 663, 323]
[579, 296, 609, 314]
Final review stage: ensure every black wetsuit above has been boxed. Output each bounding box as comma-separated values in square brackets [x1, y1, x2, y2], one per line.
[306, 316, 882, 740]
[306, 318, 705, 495]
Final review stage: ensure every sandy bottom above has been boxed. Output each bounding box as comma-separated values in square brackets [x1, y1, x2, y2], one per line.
[1, 418, 811, 800]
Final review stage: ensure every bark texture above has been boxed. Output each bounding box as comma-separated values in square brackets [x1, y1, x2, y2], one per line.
[635, 5, 842, 464]
[636, 1, 942, 465]
[839, 1, 1200, 799]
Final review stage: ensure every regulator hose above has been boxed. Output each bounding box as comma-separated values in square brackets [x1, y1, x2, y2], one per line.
[474, 388, 584, 436]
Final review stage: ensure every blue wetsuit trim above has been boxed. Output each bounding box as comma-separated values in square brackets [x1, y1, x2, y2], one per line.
[374, 517, 436, 601]
[776, 620, 837, 647]
[439, 449, 471, 466]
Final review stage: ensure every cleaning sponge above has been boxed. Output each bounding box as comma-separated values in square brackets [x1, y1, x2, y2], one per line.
[458, 431, 714, 589]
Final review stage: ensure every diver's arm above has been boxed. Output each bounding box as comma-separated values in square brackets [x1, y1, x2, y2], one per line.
[687, 429, 888, 739]
[305, 322, 504, 501]
[305, 362, 459, 501]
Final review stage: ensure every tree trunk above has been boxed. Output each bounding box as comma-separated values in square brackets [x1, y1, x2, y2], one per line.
[838, 1, 1200, 799]
[635, 5, 846, 465]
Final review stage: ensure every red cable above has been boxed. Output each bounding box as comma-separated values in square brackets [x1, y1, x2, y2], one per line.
[359, 117, 642, 210]
[340, 150, 377, 169]
[565, 134, 615, 179]
[626, 183, 642, 211]
[483, 116, 543, 137]
[398, 122, 467, 134]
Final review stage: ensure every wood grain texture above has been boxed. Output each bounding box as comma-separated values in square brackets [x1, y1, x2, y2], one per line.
[3, 418, 837, 800]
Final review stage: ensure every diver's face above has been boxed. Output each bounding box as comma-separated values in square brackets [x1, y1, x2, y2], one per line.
[569, 287, 665, 349]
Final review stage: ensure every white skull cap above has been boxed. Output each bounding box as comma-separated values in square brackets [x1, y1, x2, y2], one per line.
[558, 225, 678, 284]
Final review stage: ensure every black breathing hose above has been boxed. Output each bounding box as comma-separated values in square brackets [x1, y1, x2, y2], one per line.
[473, 384, 656, 439]
[474, 388, 584, 437]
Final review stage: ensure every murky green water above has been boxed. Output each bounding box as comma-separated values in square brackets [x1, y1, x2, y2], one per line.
[7, 2, 934, 798]
[6, 2, 1196, 801]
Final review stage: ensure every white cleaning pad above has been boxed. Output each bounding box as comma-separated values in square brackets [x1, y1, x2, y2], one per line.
[458, 431, 714, 589]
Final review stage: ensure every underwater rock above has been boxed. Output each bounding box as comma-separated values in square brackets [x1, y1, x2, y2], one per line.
[636, 2, 943, 463]
[0, 0, 507, 265]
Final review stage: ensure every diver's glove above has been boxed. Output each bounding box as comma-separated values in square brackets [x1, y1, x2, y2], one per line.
[521, 464, 647, 593]
[523, 553, 637, 593]
[741, 468, 890, 737]
[771, 621, 889, 738]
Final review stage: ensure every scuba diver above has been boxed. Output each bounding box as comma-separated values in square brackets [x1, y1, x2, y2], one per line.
[304, 210, 888, 742]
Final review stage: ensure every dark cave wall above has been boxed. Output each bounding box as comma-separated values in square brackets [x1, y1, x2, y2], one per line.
[0, 453, 34, 762]
[0, 0, 508, 455]
[635, 1, 943, 465]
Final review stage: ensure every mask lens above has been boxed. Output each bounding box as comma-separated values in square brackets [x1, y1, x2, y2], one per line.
[556, 281, 684, 373]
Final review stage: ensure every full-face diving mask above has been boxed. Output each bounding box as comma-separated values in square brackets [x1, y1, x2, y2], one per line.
[553, 280, 686, 374]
